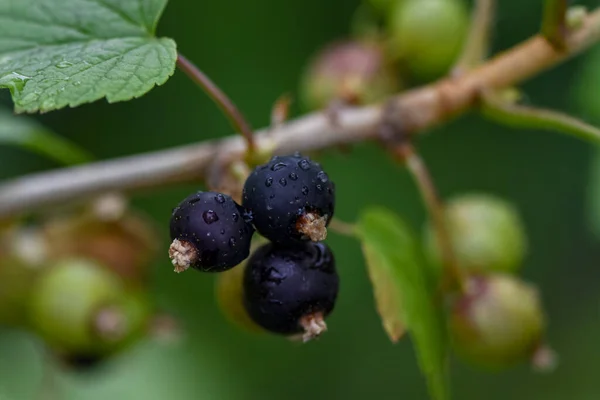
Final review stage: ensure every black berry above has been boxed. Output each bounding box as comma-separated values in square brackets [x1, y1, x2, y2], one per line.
[242, 153, 335, 245]
[169, 191, 255, 273]
[243, 241, 339, 341]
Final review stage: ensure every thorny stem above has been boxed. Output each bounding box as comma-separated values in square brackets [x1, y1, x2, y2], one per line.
[176, 53, 256, 155]
[1, 9, 600, 218]
[454, 0, 496, 72]
[394, 144, 466, 294]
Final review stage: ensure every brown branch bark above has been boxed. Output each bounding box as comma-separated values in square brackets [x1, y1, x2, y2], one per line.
[0, 9, 599, 218]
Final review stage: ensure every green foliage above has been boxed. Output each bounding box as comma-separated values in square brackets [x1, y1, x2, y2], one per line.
[356, 207, 450, 400]
[0, 108, 92, 164]
[0, 0, 177, 113]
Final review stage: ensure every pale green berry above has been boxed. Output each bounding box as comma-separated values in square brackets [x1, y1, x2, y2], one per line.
[449, 273, 546, 368]
[424, 193, 528, 274]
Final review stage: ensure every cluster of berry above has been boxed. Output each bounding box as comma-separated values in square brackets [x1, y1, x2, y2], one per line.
[169, 153, 339, 341]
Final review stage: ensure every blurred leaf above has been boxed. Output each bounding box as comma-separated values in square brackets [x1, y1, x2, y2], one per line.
[356, 225, 406, 343]
[0, 108, 92, 165]
[356, 207, 450, 400]
[0, 0, 177, 113]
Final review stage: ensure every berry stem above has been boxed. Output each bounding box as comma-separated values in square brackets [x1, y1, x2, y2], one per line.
[395, 144, 466, 294]
[328, 217, 357, 237]
[453, 0, 496, 72]
[176, 53, 256, 155]
[541, 0, 568, 50]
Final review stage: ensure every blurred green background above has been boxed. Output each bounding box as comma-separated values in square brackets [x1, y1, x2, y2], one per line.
[2, 0, 600, 399]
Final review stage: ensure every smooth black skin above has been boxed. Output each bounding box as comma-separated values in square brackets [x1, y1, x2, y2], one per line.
[243, 242, 339, 335]
[242, 153, 335, 245]
[170, 191, 255, 272]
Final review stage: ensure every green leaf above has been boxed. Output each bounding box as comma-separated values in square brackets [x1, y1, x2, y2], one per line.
[0, 108, 93, 164]
[0, 0, 176, 113]
[357, 207, 450, 400]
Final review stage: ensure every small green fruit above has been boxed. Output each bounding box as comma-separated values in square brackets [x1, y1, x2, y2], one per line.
[424, 193, 527, 274]
[388, 0, 469, 79]
[215, 260, 264, 334]
[29, 258, 150, 357]
[300, 39, 400, 111]
[449, 273, 546, 369]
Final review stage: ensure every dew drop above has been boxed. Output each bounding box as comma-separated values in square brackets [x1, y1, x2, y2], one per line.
[56, 61, 73, 69]
[73, 81, 82, 86]
[229, 237, 237, 247]
[279, 178, 287, 187]
[271, 162, 287, 171]
[215, 194, 226, 204]
[269, 194, 275, 199]
[265, 177, 273, 187]
[202, 210, 219, 224]
[298, 160, 310, 170]
[302, 186, 309, 195]
[316, 184, 323, 191]
[289, 172, 298, 181]
[317, 171, 329, 183]
[266, 205, 273, 211]
[232, 213, 239, 222]
[220, 229, 226, 235]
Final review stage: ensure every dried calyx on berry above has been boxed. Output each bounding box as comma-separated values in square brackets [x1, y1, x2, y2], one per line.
[449, 273, 547, 369]
[243, 241, 339, 342]
[169, 191, 255, 273]
[242, 153, 335, 246]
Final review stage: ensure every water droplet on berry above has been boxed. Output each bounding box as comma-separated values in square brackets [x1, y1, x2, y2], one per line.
[215, 194, 225, 204]
[289, 172, 298, 181]
[267, 205, 273, 211]
[298, 160, 310, 170]
[279, 178, 287, 186]
[220, 229, 226, 235]
[316, 184, 323, 191]
[302, 186, 309, 195]
[317, 171, 329, 183]
[202, 210, 219, 224]
[229, 237, 237, 247]
[265, 177, 273, 187]
[269, 194, 275, 199]
[271, 162, 287, 171]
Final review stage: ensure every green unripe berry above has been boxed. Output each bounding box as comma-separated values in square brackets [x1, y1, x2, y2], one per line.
[388, 0, 469, 79]
[449, 273, 546, 369]
[300, 39, 400, 111]
[215, 260, 264, 334]
[424, 193, 527, 274]
[29, 258, 150, 357]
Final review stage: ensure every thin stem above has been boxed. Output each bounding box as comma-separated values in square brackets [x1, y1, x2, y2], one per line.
[541, 0, 568, 50]
[395, 144, 466, 293]
[454, 0, 496, 72]
[328, 217, 357, 237]
[481, 91, 600, 143]
[176, 53, 255, 154]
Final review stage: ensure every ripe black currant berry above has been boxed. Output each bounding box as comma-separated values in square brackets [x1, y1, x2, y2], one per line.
[169, 191, 255, 273]
[242, 153, 335, 245]
[243, 241, 339, 341]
